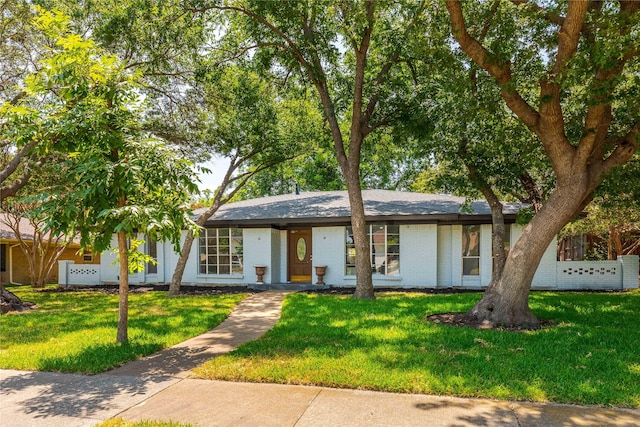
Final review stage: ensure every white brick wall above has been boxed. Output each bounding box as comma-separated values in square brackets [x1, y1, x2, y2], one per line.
[270, 228, 282, 283]
[93, 227, 638, 291]
[400, 224, 438, 287]
[312, 226, 345, 286]
[437, 225, 453, 287]
[480, 224, 493, 286]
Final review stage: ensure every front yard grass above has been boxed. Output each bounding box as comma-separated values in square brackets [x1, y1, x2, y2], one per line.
[0, 285, 246, 374]
[193, 290, 640, 408]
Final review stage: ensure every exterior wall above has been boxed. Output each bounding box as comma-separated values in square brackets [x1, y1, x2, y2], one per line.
[620, 255, 640, 289]
[532, 238, 559, 288]
[73, 226, 639, 291]
[270, 228, 282, 283]
[399, 224, 438, 287]
[437, 226, 453, 287]
[140, 237, 165, 284]
[312, 226, 345, 286]
[279, 230, 287, 283]
[99, 236, 119, 283]
[243, 228, 274, 284]
[3, 243, 99, 285]
[479, 224, 493, 287]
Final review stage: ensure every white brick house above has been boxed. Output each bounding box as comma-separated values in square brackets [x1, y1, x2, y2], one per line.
[59, 190, 639, 290]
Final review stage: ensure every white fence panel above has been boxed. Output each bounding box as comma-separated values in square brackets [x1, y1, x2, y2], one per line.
[58, 261, 101, 286]
[556, 260, 621, 290]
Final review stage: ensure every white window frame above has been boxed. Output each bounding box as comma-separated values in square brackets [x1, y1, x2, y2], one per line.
[199, 228, 243, 275]
[462, 225, 480, 276]
[82, 249, 94, 263]
[346, 224, 400, 276]
[146, 237, 158, 275]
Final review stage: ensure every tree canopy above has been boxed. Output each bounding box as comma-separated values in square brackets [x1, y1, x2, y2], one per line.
[3, 9, 199, 342]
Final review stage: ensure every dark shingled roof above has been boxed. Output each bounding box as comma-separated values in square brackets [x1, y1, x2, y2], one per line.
[196, 190, 525, 228]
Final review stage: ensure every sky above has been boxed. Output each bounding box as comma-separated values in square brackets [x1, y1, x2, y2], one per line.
[196, 157, 227, 193]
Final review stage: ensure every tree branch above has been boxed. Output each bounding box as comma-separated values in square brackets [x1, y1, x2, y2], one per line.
[602, 121, 640, 175]
[0, 139, 39, 184]
[445, 1, 540, 132]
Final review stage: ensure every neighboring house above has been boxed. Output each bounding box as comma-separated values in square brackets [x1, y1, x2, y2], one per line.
[0, 215, 100, 286]
[59, 190, 639, 290]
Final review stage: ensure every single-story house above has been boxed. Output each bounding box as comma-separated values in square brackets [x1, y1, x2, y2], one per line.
[59, 190, 639, 290]
[1, 214, 100, 286]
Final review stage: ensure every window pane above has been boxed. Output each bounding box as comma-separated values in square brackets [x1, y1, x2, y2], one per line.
[346, 227, 354, 245]
[463, 258, 480, 275]
[346, 253, 356, 265]
[345, 224, 401, 277]
[199, 228, 243, 275]
[346, 265, 356, 275]
[462, 225, 480, 257]
[387, 256, 400, 276]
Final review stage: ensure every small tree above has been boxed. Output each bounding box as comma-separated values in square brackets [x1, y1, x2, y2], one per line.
[4, 10, 198, 342]
[1, 201, 72, 287]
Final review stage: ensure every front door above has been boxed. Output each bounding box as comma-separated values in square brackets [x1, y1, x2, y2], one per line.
[288, 229, 312, 283]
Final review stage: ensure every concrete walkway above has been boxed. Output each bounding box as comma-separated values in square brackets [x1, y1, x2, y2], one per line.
[2, 291, 639, 427]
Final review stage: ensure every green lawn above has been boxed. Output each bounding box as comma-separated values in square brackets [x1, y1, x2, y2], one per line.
[193, 290, 640, 408]
[0, 285, 246, 374]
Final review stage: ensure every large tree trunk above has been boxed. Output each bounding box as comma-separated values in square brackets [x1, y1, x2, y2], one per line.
[344, 167, 374, 299]
[116, 230, 129, 343]
[446, 1, 639, 328]
[488, 200, 507, 282]
[466, 184, 590, 328]
[0, 284, 34, 313]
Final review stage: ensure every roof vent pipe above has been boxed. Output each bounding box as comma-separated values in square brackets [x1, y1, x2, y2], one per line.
[295, 183, 300, 195]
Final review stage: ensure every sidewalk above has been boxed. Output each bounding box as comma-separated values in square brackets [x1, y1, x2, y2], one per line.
[2, 291, 639, 427]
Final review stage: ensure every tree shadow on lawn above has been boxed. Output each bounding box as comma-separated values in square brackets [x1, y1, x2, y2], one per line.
[227, 292, 640, 407]
[35, 341, 163, 374]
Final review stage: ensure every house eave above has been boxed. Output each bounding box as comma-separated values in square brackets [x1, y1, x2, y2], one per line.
[202, 213, 520, 229]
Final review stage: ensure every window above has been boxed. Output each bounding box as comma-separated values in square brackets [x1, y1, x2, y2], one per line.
[146, 237, 157, 274]
[1, 244, 6, 272]
[199, 228, 243, 275]
[462, 225, 480, 276]
[558, 235, 585, 261]
[346, 224, 399, 276]
[82, 249, 94, 263]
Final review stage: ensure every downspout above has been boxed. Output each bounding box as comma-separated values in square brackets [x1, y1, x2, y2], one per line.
[9, 244, 21, 285]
